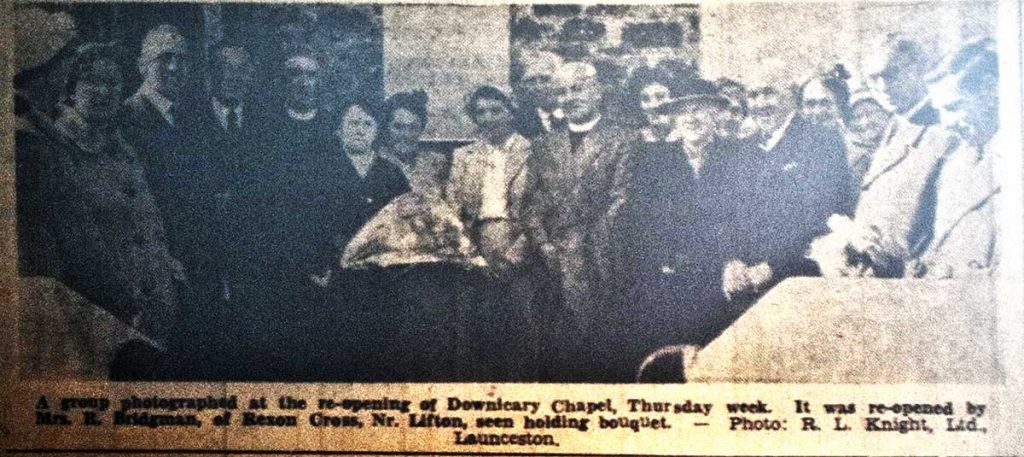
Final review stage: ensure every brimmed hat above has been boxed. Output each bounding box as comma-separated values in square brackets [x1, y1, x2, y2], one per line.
[656, 78, 730, 113]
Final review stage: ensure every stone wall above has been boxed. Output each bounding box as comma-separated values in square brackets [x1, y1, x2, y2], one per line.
[510, 4, 702, 82]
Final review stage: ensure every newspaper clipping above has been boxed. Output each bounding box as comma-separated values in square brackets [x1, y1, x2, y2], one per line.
[1, 0, 1023, 455]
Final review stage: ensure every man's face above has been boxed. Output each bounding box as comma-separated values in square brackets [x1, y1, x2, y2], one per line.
[75, 58, 124, 123]
[144, 51, 187, 99]
[800, 81, 839, 129]
[748, 87, 791, 136]
[848, 100, 890, 146]
[214, 47, 254, 105]
[285, 58, 319, 111]
[559, 72, 602, 123]
[673, 102, 718, 146]
[517, 73, 563, 112]
[868, 53, 925, 113]
[471, 97, 514, 136]
[340, 105, 378, 152]
[930, 72, 999, 144]
[388, 108, 424, 146]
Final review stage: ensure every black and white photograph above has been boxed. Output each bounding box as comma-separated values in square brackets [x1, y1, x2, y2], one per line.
[8, 0, 1013, 385]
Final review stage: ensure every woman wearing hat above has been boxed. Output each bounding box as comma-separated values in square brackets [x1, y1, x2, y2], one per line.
[606, 78, 766, 378]
[18, 43, 183, 351]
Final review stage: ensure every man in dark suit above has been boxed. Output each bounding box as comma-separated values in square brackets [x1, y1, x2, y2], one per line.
[511, 50, 566, 139]
[183, 41, 258, 304]
[743, 82, 854, 287]
[247, 53, 334, 312]
[122, 25, 203, 293]
[521, 61, 639, 381]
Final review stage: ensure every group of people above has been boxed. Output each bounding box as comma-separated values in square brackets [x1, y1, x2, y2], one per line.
[15, 17, 1001, 382]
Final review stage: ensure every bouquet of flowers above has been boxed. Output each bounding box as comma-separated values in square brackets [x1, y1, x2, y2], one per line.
[340, 193, 486, 269]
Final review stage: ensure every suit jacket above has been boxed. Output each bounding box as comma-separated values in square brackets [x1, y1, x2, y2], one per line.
[514, 107, 551, 140]
[914, 133, 1001, 278]
[751, 116, 855, 279]
[175, 99, 264, 295]
[446, 133, 532, 228]
[123, 90, 212, 287]
[123, 90, 186, 209]
[522, 117, 637, 255]
[520, 117, 638, 341]
[853, 102, 955, 276]
[19, 119, 181, 346]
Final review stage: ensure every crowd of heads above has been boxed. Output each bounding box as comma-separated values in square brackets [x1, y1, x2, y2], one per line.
[45, 14, 1001, 169]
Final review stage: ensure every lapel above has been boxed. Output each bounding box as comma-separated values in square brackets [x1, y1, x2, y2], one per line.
[504, 134, 530, 190]
[574, 120, 611, 176]
[930, 140, 1000, 248]
[128, 90, 174, 132]
[860, 116, 922, 191]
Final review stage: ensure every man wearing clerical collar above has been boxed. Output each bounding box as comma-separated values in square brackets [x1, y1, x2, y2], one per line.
[520, 61, 640, 382]
[283, 55, 321, 122]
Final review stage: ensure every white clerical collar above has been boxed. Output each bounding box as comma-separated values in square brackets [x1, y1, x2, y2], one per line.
[568, 114, 601, 133]
[761, 112, 794, 152]
[212, 98, 243, 130]
[287, 108, 318, 122]
[140, 83, 174, 126]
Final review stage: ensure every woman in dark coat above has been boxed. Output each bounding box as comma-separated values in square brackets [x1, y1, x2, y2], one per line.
[605, 80, 763, 380]
[17, 43, 183, 349]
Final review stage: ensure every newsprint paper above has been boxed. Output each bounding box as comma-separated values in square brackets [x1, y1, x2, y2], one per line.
[1, 0, 1024, 455]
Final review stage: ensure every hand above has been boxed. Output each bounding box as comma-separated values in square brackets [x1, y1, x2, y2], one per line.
[539, 242, 560, 272]
[502, 234, 527, 266]
[747, 262, 773, 290]
[808, 230, 876, 278]
[721, 260, 753, 301]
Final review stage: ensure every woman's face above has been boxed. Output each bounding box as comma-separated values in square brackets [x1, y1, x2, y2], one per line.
[471, 97, 514, 135]
[848, 100, 890, 145]
[74, 58, 124, 123]
[340, 105, 378, 152]
[800, 80, 840, 128]
[388, 108, 424, 146]
[640, 82, 671, 121]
